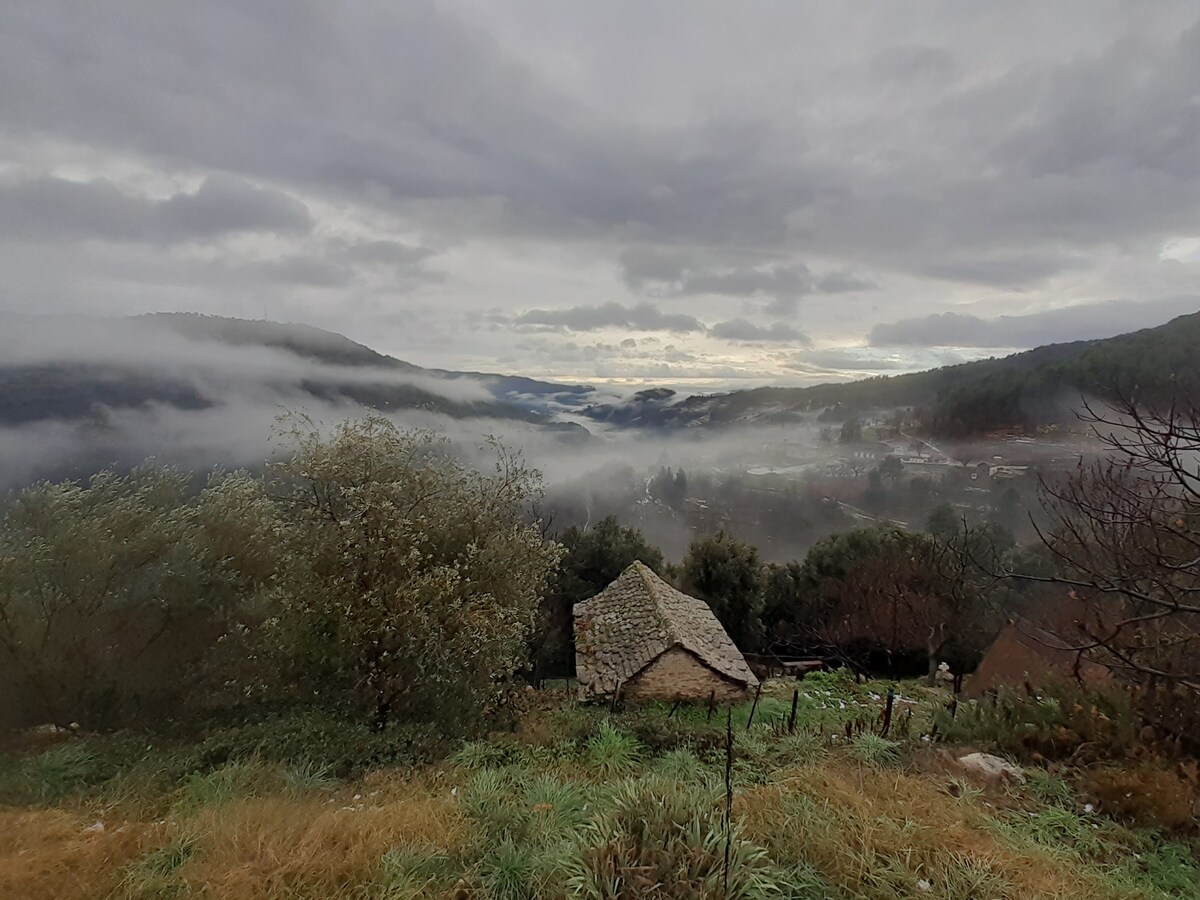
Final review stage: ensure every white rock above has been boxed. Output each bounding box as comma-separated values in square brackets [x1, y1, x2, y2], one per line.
[83, 822, 105, 833]
[917, 878, 933, 892]
[957, 752, 1026, 784]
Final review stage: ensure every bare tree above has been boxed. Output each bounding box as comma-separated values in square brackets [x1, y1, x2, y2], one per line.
[1005, 394, 1200, 690]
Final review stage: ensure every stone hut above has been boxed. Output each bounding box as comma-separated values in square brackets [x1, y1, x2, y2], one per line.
[965, 618, 1112, 699]
[573, 561, 758, 702]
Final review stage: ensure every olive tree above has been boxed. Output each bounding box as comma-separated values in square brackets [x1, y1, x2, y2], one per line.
[266, 415, 561, 734]
[0, 465, 276, 729]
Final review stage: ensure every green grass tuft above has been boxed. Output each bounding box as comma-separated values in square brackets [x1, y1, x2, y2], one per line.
[120, 835, 195, 899]
[585, 721, 643, 777]
[849, 732, 900, 768]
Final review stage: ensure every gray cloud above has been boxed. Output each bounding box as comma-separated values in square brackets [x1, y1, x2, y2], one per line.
[710, 319, 811, 344]
[814, 269, 877, 293]
[869, 296, 1200, 348]
[918, 253, 1086, 288]
[513, 302, 706, 333]
[618, 248, 812, 300]
[0, 2, 1198, 379]
[0, 174, 311, 242]
[336, 239, 435, 268]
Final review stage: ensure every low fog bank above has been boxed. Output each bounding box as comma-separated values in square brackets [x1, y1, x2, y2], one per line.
[0, 312, 1097, 565]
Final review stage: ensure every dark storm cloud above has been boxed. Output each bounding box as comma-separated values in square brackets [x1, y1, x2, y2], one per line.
[1, 2, 1199, 372]
[709, 319, 811, 344]
[0, 174, 311, 242]
[512, 302, 706, 333]
[869, 296, 1200, 348]
[918, 254, 1086, 288]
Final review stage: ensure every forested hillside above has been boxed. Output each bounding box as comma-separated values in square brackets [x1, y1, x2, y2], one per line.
[584, 311, 1200, 435]
[0, 313, 595, 428]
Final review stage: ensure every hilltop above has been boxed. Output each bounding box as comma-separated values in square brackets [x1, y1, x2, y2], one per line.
[583, 310, 1200, 435]
[0, 312, 595, 428]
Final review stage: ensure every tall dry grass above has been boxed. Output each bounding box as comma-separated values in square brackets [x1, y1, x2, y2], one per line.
[0, 808, 163, 900]
[738, 762, 1136, 900]
[0, 776, 468, 900]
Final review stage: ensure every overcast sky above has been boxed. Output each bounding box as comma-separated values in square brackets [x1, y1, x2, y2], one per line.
[2, 1, 1198, 389]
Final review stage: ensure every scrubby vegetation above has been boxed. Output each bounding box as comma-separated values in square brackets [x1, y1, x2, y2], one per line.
[2, 677, 1198, 899]
[2, 407, 1198, 896]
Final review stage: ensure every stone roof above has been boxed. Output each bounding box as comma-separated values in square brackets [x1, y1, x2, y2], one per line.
[573, 560, 759, 696]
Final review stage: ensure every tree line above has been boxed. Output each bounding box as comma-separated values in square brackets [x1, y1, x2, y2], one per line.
[3, 390, 1197, 743]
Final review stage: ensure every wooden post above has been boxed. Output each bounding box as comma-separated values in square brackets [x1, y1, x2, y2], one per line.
[723, 705, 733, 896]
[745, 682, 763, 731]
[788, 687, 800, 734]
[610, 681, 622, 714]
[880, 687, 895, 737]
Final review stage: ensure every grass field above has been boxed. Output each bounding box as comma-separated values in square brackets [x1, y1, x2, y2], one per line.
[2, 673, 1197, 899]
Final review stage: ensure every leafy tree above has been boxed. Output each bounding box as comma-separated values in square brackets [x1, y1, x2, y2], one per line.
[989, 484, 1022, 533]
[648, 466, 689, 509]
[838, 417, 863, 444]
[0, 465, 276, 729]
[786, 527, 999, 681]
[679, 532, 764, 651]
[533, 516, 664, 678]
[926, 503, 959, 540]
[861, 469, 888, 514]
[265, 415, 560, 734]
[878, 455, 904, 485]
[761, 561, 808, 648]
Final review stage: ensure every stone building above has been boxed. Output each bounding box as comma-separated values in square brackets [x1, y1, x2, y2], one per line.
[965, 618, 1111, 698]
[573, 560, 758, 702]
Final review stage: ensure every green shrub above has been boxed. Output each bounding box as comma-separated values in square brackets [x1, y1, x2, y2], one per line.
[568, 777, 813, 899]
[849, 733, 900, 768]
[197, 708, 443, 776]
[168, 758, 331, 816]
[0, 743, 109, 803]
[934, 682, 1138, 761]
[620, 711, 726, 756]
[460, 768, 517, 834]
[524, 776, 592, 835]
[449, 739, 514, 770]
[121, 836, 195, 899]
[800, 668, 857, 691]
[1026, 768, 1075, 808]
[1120, 839, 1200, 898]
[585, 722, 643, 777]
[478, 837, 568, 900]
[653, 747, 708, 782]
[378, 843, 456, 900]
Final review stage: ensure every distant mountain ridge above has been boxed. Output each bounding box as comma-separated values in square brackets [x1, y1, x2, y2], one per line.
[0, 313, 596, 428]
[3, 309, 1197, 443]
[582, 310, 1200, 434]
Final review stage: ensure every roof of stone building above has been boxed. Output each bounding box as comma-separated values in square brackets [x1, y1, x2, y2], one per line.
[573, 560, 759, 696]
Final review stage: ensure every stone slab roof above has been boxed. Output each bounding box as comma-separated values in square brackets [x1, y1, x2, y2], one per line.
[573, 560, 759, 696]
